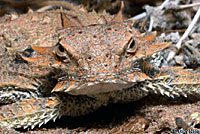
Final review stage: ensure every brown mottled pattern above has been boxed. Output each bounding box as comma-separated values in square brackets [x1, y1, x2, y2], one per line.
[0, 3, 199, 129]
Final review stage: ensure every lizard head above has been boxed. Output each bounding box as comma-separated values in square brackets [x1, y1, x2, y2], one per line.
[22, 3, 171, 95]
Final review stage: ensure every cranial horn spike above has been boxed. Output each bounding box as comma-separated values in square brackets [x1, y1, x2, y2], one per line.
[21, 56, 46, 63]
[102, 9, 106, 14]
[21, 55, 51, 66]
[31, 45, 53, 55]
[92, 9, 97, 15]
[97, 15, 107, 24]
[110, 1, 124, 23]
[145, 42, 172, 56]
[140, 31, 157, 41]
[36, 61, 51, 66]
[60, 7, 76, 29]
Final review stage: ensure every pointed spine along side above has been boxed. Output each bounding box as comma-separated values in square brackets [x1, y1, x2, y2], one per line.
[140, 31, 157, 41]
[21, 53, 52, 67]
[0, 97, 61, 129]
[130, 31, 172, 59]
[31, 45, 53, 55]
[60, 8, 77, 29]
[22, 55, 66, 68]
[151, 67, 200, 98]
[21, 56, 47, 63]
[110, 1, 124, 23]
[96, 15, 108, 25]
[130, 42, 172, 61]
[144, 42, 172, 56]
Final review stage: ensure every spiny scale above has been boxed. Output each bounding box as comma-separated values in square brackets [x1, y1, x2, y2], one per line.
[150, 67, 200, 98]
[0, 68, 200, 128]
[0, 97, 62, 129]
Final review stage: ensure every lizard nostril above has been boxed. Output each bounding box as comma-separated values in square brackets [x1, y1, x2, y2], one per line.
[88, 56, 92, 60]
[106, 54, 110, 58]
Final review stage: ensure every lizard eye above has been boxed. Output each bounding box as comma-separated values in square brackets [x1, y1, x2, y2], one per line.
[55, 43, 66, 56]
[54, 43, 69, 62]
[127, 39, 138, 53]
[128, 40, 135, 49]
[58, 44, 65, 52]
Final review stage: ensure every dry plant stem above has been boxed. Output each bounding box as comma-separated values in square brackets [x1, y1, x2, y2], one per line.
[130, 0, 170, 22]
[179, 3, 200, 9]
[130, 2, 200, 21]
[185, 43, 200, 56]
[148, 16, 154, 32]
[148, 0, 169, 32]
[36, 5, 54, 12]
[158, 0, 170, 9]
[129, 12, 146, 20]
[167, 7, 200, 61]
[176, 7, 200, 49]
[130, 0, 170, 31]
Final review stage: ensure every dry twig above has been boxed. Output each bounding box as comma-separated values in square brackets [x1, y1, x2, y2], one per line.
[167, 7, 200, 61]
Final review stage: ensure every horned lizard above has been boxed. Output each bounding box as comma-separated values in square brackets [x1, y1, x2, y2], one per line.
[0, 2, 200, 129]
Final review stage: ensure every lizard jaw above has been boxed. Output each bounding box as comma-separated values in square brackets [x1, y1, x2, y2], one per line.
[52, 71, 151, 95]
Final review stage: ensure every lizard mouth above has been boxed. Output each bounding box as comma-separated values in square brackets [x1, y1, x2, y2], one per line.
[52, 70, 151, 95]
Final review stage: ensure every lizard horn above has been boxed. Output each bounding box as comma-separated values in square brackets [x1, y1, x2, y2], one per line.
[110, 1, 124, 23]
[21, 56, 46, 63]
[131, 42, 172, 61]
[140, 31, 157, 41]
[22, 55, 66, 67]
[145, 42, 172, 56]
[31, 45, 53, 55]
[60, 7, 77, 28]
[22, 56, 53, 67]
[97, 15, 108, 25]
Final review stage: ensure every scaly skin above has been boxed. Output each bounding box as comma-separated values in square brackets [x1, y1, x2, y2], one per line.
[0, 66, 199, 129]
[0, 2, 200, 129]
